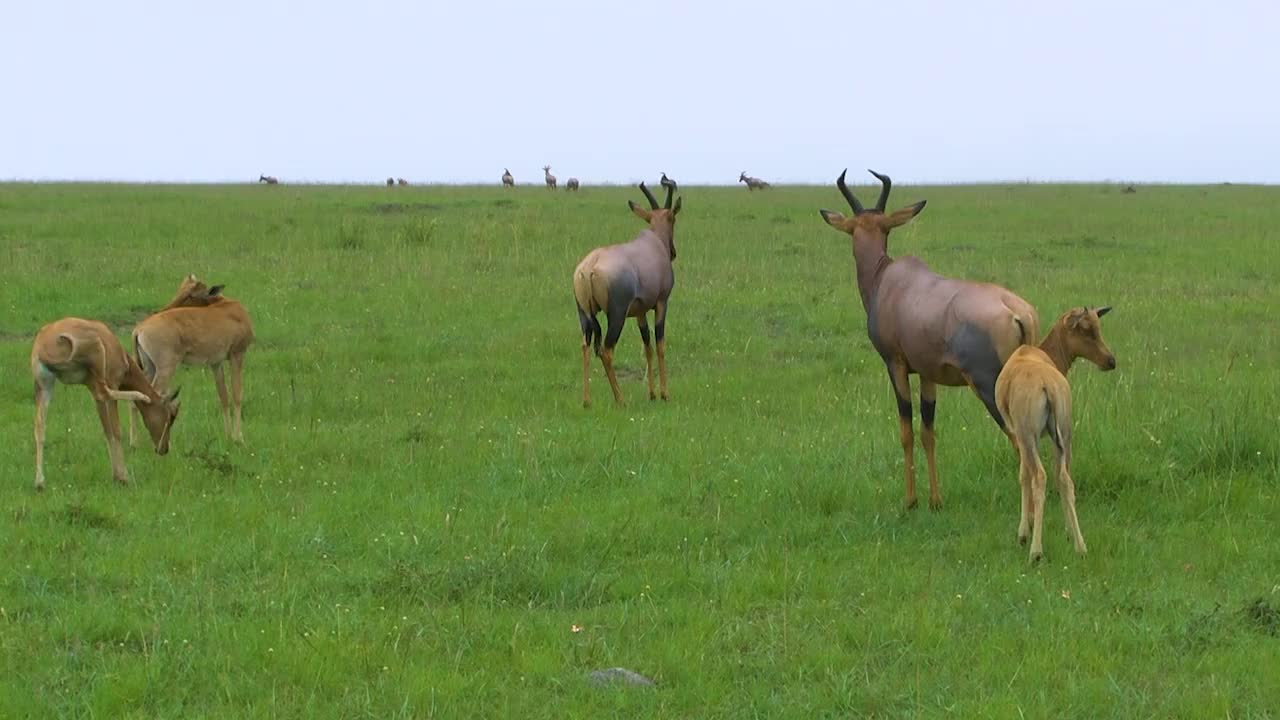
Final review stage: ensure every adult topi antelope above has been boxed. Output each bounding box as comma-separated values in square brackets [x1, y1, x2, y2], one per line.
[573, 182, 682, 406]
[996, 306, 1116, 562]
[129, 283, 255, 445]
[819, 169, 1039, 510]
[386, 177, 395, 187]
[502, 169, 514, 188]
[398, 178, 409, 186]
[660, 172, 677, 193]
[739, 172, 771, 190]
[259, 174, 278, 185]
[543, 165, 557, 189]
[31, 318, 182, 490]
[566, 177, 580, 191]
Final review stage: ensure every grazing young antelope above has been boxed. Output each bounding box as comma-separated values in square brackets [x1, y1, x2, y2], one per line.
[819, 169, 1040, 510]
[129, 283, 254, 445]
[157, 273, 225, 312]
[259, 174, 279, 185]
[397, 177, 409, 186]
[660, 172, 677, 193]
[566, 177, 580, 191]
[739, 172, 771, 190]
[502, 168, 514, 188]
[574, 182, 682, 406]
[996, 306, 1116, 562]
[31, 318, 181, 490]
[543, 165, 557, 189]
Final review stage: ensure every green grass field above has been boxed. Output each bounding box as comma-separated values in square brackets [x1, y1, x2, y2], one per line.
[1, 181, 1277, 717]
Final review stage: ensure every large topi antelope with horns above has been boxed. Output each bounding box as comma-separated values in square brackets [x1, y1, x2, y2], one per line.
[566, 177, 580, 191]
[543, 165, 557, 189]
[573, 182, 682, 406]
[819, 169, 1039, 511]
[997, 306, 1116, 562]
[502, 168, 514, 188]
[660, 172, 677, 193]
[129, 282, 255, 445]
[258, 174, 278, 185]
[739, 172, 771, 190]
[31, 319, 182, 490]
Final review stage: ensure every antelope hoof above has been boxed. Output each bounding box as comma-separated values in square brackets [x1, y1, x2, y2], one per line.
[660, 391, 669, 401]
[904, 496, 918, 511]
[649, 391, 657, 401]
[1029, 549, 1043, 564]
[929, 496, 943, 511]
[1018, 530, 1029, 546]
[34, 480, 45, 493]
[582, 399, 592, 409]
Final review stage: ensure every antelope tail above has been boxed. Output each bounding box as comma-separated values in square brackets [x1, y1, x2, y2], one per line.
[573, 268, 604, 355]
[1013, 316, 1028, 345]
[1043, 386, 1065, 454]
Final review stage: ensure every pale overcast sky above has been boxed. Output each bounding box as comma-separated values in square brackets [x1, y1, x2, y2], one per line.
[4, 0, 1277, 184]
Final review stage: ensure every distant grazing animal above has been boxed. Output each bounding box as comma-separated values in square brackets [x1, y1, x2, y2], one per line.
[397, 178, 409, 186]
[660, 172, 677, 193]
[819, 169, 1039, 511]
[129, 282, 255, 445]
[31, 318, 182, 490]
[739, 172, 771, 190]
[996, 306, 1116, 562]
[567, 177, 580, 191]
[386, 177, 395, 187]
[543, 165, 557, 189]
[573, 182, 682, 406]
[258, 174, 279, 185]
[1122, 184, 1137, 194]
[502, 169, 514, 188]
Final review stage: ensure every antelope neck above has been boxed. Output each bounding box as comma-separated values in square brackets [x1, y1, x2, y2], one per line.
[851, 235, 892, 311]
[1037, 325, 1075, 375]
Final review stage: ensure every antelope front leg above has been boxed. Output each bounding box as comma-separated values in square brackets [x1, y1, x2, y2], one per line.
[212, 362, 232, 438]
[229, 352, 246, 443]
[654, 301, 669, 401]
[93, 398, 129, 485]
[919, 379, 942, 510]
[637, 316, 656, 400]
[887, 363, 917, 510]
[33, 380, 53, 491]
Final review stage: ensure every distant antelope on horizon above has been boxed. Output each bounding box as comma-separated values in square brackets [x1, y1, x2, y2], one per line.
[397, 178, 409, 186]
[660, 172, 677, 193]
[386, 177, 395, 187]
[258, 174, 278, 185]
[739, 172, 771, 190]
[502, 168, 514, 188]
[543, 165, 557, 189]
[566, 177, 580, 191]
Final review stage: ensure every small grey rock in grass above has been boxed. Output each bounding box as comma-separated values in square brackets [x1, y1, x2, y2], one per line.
[587, 667, 655, 687]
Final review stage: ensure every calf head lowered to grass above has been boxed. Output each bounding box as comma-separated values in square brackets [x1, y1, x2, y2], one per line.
[995, 306, 1116, 563]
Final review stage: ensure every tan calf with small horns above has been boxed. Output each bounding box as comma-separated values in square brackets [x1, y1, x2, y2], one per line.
[996, 306, 1116, 562]
[31, 319, 182, 490]
[129, 280, 254, 445]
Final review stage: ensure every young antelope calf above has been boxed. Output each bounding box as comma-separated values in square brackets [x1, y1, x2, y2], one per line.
[573, 182, 682, 406]
[995, 306, 1116, 562]
[31, 319, 181, 490]
[130, 283, 255, 445]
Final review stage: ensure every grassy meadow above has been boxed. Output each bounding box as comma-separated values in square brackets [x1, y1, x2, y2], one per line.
[0, 180, 1277, 717]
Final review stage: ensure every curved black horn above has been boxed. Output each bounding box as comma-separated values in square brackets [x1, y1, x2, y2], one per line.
[868, 169, 892, 212]
[836, 169, 865, 215]
[639, 182, 659, 209]
[664, 183, 674, 209]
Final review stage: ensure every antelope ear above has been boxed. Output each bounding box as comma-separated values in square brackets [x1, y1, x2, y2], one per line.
[672, 196, 683, 216]
[207, 285, 225, 297]
[1096, 305, 1112, 317]
[881, 200, 927, 229]
[819, 209, 848, 230]
[628, 201, 652, 222]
